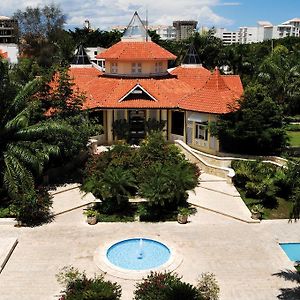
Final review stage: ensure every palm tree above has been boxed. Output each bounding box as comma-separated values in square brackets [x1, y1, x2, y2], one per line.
[0, 78, 71, 198]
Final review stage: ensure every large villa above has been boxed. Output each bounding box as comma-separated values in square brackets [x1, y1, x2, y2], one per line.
[1, 11, 300, 300]
[70, 12, 243, 153]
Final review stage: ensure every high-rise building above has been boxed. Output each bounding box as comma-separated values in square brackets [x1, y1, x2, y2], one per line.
[0, 16, 17, 43]
[173, 20, 198, 41]
[214, 18, 300, 45]
[215, 28, 239, 45]
[0, 16, 18, 63]
[149, 25, 176, 40]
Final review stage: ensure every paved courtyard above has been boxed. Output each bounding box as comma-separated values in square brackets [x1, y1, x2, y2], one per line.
[0, 186, 299, 300]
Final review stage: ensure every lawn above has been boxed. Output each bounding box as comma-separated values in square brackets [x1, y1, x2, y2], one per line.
[238, 189, 293, 220]
[287, 131, 300, 147]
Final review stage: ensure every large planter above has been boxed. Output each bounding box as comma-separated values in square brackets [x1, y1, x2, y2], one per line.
[251, 210, 261, 220]
[177, 214, 188, 224]
[87, 216, 97, 225]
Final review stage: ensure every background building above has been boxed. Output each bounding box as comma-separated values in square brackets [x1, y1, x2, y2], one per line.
[173, 20, 198, 41]
[149, 25, 176, 40]
[0, 16, 17, 43]
[215, 28, 239, 45]
[0, 16, 18, 63]
[214, 18, 300, 45]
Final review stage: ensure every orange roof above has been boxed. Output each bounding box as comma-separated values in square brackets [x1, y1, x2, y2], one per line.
[0, 49, 8, 59]
[179, 68, 243, 114]
[96, 41, 177, 61]
[68, 66, 243, 114]
[170, 66, 211, 89]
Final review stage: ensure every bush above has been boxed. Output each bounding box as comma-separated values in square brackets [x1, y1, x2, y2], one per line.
[82, 132, 200, 218]
[232, 160, 279, 206]
[134, 271, 200, 300]
[197, 273, 220, 300]
[56, 266, 122, 300]
[11, 187, 53, 226]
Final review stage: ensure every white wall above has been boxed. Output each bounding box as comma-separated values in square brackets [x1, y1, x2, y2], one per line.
[0, 44, 18, 64]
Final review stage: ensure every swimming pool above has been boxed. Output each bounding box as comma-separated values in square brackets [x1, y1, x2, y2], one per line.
[280, 243, 300, 262]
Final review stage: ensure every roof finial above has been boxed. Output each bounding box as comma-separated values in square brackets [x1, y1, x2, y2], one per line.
[122, 11, 151, 42]
[182, 43, 201, 66]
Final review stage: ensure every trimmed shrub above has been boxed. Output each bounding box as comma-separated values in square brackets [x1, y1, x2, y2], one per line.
[11, 187, 53, 226]
[56, 266, 122, 300]
[134, 271, 200, 300]
[197, 273, 220, 300]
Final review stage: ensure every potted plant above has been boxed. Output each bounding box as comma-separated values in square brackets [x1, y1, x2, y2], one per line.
[177, 207, 191, 224]
[251, 204, 264, 220]
[83, 209, 98, 225]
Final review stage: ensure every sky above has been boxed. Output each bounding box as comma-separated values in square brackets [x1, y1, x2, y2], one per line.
[1, 0, 300, 31]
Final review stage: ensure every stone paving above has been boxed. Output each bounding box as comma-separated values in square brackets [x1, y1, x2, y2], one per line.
[0, 184, 299, 299]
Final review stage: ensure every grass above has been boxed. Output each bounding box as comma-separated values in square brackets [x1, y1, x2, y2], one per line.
[238, 189, 293, 219]
[287, 131, 300, 147]
[296, 265, 300, 274]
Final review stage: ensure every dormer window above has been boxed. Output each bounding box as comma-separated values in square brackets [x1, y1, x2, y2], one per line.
[155, 61, 163, 73]
[111, 62, 118, 74]
[132, 62, 142, 74]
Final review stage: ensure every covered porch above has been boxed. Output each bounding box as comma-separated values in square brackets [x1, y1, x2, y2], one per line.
[89, 108, 220, 153]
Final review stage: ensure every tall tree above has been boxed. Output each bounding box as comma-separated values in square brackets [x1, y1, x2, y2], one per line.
[0, 78, 71, 198]
[212, 83, 288, 154]
[14, 4, 74, 66]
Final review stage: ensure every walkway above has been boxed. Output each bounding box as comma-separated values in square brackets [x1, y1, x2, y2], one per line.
[188, 173, 255, 223]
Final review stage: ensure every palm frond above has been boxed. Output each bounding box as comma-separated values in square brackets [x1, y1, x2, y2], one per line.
[4, 102, 38, 132]
[3, 152, 35, 196]
[1, 78, 42, 127]
[6, 144, 43, 175]
[15, 121, 72, 140]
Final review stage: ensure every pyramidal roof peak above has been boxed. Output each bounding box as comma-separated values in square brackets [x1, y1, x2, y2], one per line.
[182, 43, 201, 67]
[204, 67, 229, 91]
[72, 45, 91, 65]
[122, 11, 151, 42]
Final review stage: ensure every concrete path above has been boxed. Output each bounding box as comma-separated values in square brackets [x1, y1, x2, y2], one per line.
[50, 184, 98, 215]
[188, 173, 255, 223]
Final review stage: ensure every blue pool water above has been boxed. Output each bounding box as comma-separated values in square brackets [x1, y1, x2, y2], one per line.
[107, 238, 171, 270]
[280, 243, 300, 262]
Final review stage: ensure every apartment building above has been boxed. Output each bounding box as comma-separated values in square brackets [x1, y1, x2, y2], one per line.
[173, 20, 198, 41]
[215, 18, 300, 45]
[0, 16, 18, 63]
[0, 16, 17, 43]
[215, 28, 239, 45]
[149, 25, 176, 40]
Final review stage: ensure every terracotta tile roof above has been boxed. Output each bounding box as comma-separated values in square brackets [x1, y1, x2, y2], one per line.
[170, 65, 211, 89]
[68, 65, 243, 114]
[179, 68, 243, 114]
[96, 41, 177, 61]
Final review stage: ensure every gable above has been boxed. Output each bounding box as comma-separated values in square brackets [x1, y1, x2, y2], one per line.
[119, 84, 157, 102]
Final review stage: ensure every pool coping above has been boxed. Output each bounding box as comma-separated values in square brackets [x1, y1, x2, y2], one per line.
[94, 236, 183, 280]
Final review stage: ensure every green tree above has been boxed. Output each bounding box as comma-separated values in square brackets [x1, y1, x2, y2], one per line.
[40, 67, 102, 162]
[69, 28, 122, 48]
[212, 83, 288, 154]
[0, 78, 71, 198]
[14, 4, 74, 66]
[258, 45, 300, 114]
[83, 166, 136, 213]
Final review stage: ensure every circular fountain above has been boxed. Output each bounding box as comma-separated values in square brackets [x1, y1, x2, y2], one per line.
[94, 237, 182, 279]
[107, 238, 171, 270]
